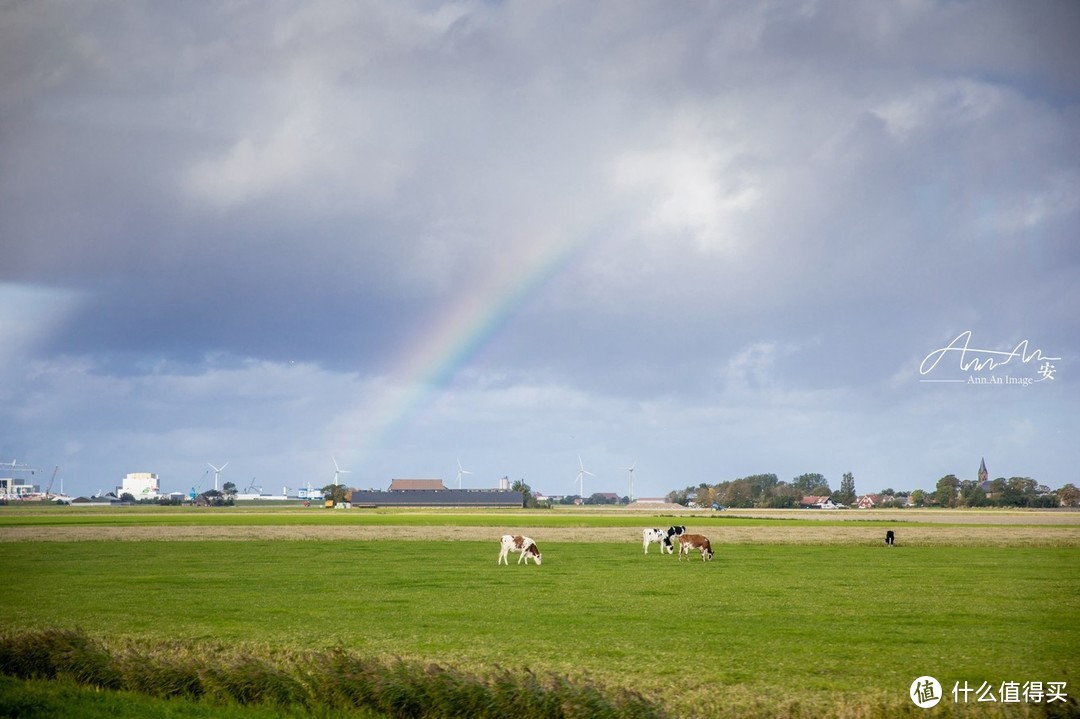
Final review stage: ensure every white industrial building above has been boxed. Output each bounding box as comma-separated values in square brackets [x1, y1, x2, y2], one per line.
[117, 472, 160, 499]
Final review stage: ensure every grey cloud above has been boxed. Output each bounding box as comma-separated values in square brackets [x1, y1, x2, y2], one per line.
[2, 1, 1077, 498]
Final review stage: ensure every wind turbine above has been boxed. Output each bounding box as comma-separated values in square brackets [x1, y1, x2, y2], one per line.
[623, 462, 636, 501]
[208, 461, 228, 491]
[332, 457, 351, 484]
[456, 459, 472, 489]
[575, 454, 595, 497]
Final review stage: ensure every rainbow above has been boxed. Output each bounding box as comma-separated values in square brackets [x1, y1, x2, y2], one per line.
[347, 228, 592, 472]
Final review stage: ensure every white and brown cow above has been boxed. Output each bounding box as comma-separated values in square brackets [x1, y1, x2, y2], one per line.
[498, 534, 542, 565]
[677, 533, 714, 562]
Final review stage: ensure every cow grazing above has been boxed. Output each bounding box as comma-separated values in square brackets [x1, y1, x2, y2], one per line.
[678, 533, 714, 562]
[642, 525, 687, 554]
[885, 530, 895, 547]
[498, 535, 542, 565]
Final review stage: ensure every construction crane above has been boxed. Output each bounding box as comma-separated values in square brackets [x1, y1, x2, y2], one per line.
[44, 466, 59, 500]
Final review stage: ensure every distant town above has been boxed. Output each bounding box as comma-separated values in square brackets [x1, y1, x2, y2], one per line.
[666, 459, 1078, 509]
[3, 456, 1077, 510]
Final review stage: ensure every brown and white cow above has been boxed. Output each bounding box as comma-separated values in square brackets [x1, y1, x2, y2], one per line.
[498, 534, 542, 565]
[677, 533, 714, 561]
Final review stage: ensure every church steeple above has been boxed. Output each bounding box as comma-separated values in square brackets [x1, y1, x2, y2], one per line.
[978, 457, 988, 485]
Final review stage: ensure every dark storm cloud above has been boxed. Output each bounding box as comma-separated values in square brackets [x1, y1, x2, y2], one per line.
[2, 1, 1077, 498]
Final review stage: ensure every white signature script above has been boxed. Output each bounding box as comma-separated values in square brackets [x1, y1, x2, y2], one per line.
[920, 331, 1060, 376]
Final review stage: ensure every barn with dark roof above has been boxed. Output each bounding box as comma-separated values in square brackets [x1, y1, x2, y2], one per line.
[346, 479, 523, 508]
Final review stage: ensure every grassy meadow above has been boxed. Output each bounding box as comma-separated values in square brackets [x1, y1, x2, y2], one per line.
[0, 506, 1077, 718]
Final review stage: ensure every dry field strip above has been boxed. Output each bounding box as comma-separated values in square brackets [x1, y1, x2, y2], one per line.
[3, 508, 1077, 546]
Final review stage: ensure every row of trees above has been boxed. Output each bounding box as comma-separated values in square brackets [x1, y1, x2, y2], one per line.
[666, 473, 1078, 509]
[933, 476, 1078, 508]
[666, 473, 857, 509]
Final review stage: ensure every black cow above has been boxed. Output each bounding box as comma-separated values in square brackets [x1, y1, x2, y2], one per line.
[885, 530, 895, 547]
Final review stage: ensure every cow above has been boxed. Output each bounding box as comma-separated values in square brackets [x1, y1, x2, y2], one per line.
[664, 525, 687, 554]
[642, 528, 668, 554]
[642, 525, 686, 555]
[498, 534, 542, 565]
[885, 530, 895, 547]
[677, 533, 714, 562]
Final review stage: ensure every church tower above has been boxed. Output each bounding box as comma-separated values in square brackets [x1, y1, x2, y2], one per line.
[978, 457, 988, 487]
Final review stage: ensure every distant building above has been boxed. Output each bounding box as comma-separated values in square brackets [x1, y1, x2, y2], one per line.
[71, 494, 123, 506]
[977, 457, 990, 491]
[0, 476, 39, 499]
[347, 488, 521, 508]
[857, 494, 882, 509]
[338, 477, 522, 507]
[389, 479, 447, 491]
[0, 461, 40, 499]
[800, 495, 841, 509]
[118, 472, 160, 499]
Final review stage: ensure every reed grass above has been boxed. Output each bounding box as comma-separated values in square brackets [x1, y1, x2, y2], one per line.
[0, 628, 663, 719]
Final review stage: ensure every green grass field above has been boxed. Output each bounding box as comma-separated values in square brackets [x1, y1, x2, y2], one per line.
[1, 507, 1077, 718]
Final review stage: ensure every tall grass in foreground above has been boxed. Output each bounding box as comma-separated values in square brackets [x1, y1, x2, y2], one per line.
[3, 629, 1076, 719]
[0, 628, 663, 719]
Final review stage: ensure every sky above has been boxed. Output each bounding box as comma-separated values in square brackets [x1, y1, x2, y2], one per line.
[2, 1, 1078, 501]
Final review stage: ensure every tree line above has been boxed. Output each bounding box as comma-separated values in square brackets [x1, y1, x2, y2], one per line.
[666, 473, 853, 509]
[666, 472, 1078, 509]
[932, 475, 1077, 508]
[170, 476, 1078, 510]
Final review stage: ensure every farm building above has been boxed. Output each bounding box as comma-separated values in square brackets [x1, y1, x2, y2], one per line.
[388, 479, 446, 491]
[857, 494, 882, 509]
[346, 488, 522, 508]
[800, 495, 843, 509]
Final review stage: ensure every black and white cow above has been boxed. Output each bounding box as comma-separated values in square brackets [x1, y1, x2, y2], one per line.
[665, 525, 687, 555]
[642, 525, 686, 554]
[677, 533, 714, 561]
[885, 530, 895, 547]
[642, 528, 668, 554]
[498, 534, 542, 565]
